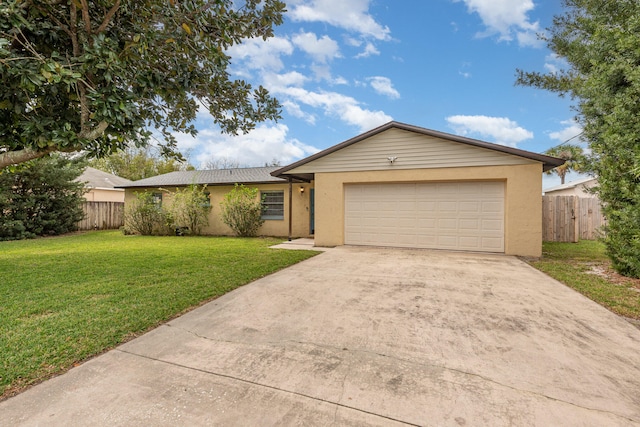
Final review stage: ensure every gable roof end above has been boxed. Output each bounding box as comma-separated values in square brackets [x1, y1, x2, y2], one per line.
[272, 121, 565, 177]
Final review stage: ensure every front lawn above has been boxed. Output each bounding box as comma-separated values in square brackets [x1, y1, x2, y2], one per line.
[0, 231, 318, 399]
[528, 240, 640, 321]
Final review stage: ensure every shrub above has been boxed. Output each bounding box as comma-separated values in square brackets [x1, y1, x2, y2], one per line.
[123, 191, 168, 235]
[166, 185, 212, 235]
[220, 184, 264, 237]
[0, 155, 86, 241]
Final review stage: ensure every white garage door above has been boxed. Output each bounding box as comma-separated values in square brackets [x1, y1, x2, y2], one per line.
[344, 182, 504, 252]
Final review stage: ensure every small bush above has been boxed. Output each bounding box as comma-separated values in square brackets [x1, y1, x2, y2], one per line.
[123, 191, 167, 235]
[220, 184, 264, 237]
[166, 185, 212, 235]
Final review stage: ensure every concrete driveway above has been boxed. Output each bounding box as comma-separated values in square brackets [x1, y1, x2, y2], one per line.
[2, 247, 640, 426]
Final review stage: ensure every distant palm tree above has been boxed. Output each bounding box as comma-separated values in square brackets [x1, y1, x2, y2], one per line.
[544, 144, 586, 184]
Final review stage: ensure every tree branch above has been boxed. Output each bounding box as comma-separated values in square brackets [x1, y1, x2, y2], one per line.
[70, 0, 80, 56]
[96, 0, 121, 33]
[80, 0, 92, 34]
[78, 120, 109, 140]
[0, 147, 57, 170]
[0, 121, 108, 170]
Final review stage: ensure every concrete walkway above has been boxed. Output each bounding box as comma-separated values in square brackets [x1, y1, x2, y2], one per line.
[269, 237, 331, 251]
[2, 247, 640, 426]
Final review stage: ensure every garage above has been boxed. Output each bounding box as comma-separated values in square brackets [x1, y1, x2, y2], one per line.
[344, 181, 505, 252]
[271, 121, 564, 257]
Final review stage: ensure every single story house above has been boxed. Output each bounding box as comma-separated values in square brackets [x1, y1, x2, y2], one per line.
[119, 121, 563, 257]
[78, 167, 132, 202]
[543, 176, 598, 198]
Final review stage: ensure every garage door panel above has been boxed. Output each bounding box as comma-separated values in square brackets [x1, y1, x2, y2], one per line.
[482, 201, 503, 212]
[459, 219, 480, 230]
[345, 182, 504, 253]
[482, 219, 503, 231]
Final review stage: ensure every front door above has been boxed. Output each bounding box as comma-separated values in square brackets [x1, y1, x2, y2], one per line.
[310, 188, 315, 235]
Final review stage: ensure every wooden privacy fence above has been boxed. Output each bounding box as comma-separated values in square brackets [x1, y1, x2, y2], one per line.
[78, 202, 124, 230]
[542, 196, 606, 242]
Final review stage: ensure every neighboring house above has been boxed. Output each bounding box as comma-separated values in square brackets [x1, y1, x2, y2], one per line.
[543, 176, 598, 198]
[119, 121, 563, 257]
[78, 167, 133, 202]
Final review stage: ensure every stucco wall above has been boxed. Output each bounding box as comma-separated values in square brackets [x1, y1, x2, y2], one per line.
[124, 183, 313, 237]
[312, 164, 544, 257]
[84, 188, 125, 202]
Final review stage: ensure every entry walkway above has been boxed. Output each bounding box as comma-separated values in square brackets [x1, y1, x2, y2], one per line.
[269, 238, 331, 251]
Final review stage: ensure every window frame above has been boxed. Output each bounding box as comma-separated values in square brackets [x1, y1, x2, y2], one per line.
[151, 192, 163, 207]
[261, 190, 284, 220]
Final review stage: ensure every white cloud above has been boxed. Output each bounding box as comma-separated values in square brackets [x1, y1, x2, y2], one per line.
[288, 0, 391, 41]
[292, 32, 341, 63]
[367, 76, 400, 99]
[549, 120, 584, 144]
[332, 76, 349, 85]
[277, 86, 392, 132]
[282, 100, 316, 125]
[544, 54, 569, 74]
[455, 0, 543, 47]
[263, 71, 309, 88]
[446, 115, 533, 147]
[354, 42, 380, 59]
[176, 123, 320, 168]
[227, 36, 293, 72]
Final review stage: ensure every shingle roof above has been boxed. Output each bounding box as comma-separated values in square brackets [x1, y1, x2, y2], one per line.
[117, 166, 286, 188]
[78, 167, 133, 189]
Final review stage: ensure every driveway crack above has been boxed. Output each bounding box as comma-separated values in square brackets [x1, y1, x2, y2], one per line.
[115, 348, 419, 426]
[161, 325, 640, 424]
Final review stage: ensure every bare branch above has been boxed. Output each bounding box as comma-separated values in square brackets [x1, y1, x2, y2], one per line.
[78, 121, 109, 140]
[0, 146, 57, 169]
[80, 0, 92, 34]
[70, 0, 79, 56]
[96, 0, 121, 33]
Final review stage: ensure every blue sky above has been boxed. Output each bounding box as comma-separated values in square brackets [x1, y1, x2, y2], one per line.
[173, 0, 584, 188]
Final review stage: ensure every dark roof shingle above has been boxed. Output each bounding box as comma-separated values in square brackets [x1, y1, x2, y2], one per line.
[117, 166, 286, 188]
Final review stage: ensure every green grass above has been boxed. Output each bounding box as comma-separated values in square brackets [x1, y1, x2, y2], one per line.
[528, 240, 640, 320]
[0, 231, 319, 398]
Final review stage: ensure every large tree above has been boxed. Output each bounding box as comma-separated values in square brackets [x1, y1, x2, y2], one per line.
[89, 146, 193, 180]
[0, 0, 285, 169]
[517, 0, 640, 276]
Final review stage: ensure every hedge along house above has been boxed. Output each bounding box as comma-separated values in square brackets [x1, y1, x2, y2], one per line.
[119, 167, 313, 238]
[271, 121, 564, 257]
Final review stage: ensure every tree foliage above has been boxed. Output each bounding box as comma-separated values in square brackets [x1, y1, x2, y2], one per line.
[0, 0, 285, 169]
[220, 184, 264, 237]
[0, 155, 86, 240]
[89, 147, 193, 181]
[543, 144, 586, 184]
[517, 0, 640, 277]
[165, 184, 211, 235]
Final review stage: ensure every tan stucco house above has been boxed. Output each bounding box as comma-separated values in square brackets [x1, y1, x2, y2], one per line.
[120, 121, 563, 257]
[543, 176, 598, 198]
[78, 167, 132, 202]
